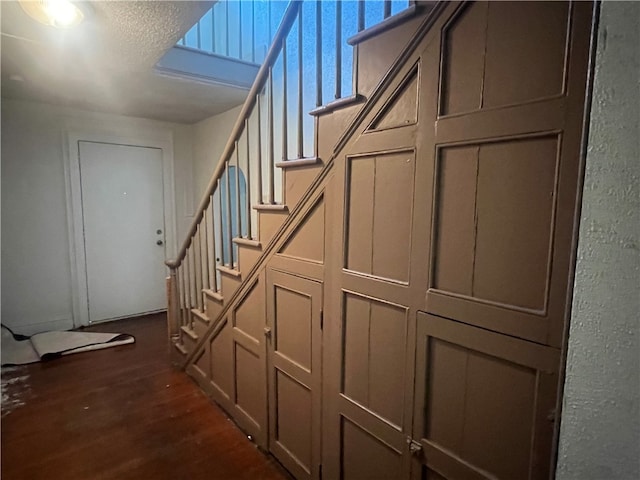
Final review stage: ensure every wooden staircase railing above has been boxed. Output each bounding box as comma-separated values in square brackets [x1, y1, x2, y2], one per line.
[166, 0, 415, 357]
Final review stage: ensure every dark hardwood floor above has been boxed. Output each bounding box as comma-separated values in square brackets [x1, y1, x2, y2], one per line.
[1, 313, 291, 480]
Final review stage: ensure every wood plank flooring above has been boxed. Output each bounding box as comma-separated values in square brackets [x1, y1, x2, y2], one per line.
[1, 313, 291, 480]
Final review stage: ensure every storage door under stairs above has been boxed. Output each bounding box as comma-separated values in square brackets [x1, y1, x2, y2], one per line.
[322, 2, 593, 480]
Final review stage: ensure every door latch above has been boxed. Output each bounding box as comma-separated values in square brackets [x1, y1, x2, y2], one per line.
[407, 437, 423, 457]
[264, 327, 272, 339]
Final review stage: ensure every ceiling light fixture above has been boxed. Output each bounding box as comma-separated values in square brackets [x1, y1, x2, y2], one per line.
[19, 0, 85, 29]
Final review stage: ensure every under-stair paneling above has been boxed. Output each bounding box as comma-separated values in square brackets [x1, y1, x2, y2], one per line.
[367, 64, 419, 132]
[427, 0, 593, 348]
[230, 273, 268, 447]
[412, 313, 559, 480]
[267, 270, 323, 480]
[209, 317, 234, 412]
[278, 196, 325, 264]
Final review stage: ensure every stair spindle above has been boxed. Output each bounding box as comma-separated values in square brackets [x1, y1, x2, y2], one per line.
[239, 0, 243, 59]
[195, 225, 203, 310]
[384, 0, 392, 19]
[225, 0, 230, 56]
[224, 162, 234, 267]
[256, 94, 263, 205]
[335, 0, 342, 99]
[234, 142, 242, 242]
[216, 181, 224, 285]
[251, 0, 256, 62]
[297, 7, 303, 158]
[209, 196, 218, 292]
[282, 38, 288, 163]
[358, 1, 365, 32]
[315, 0, 322, 107]
[245, 119, 253, 239]
[202, 206, 211, 293]
[268, 68, 275, 204]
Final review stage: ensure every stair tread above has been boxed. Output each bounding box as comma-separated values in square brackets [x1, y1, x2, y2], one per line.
[174, 342, 188, 355]
[276, 157, 321, 169]
[253, 203, 289, 212]
[233, 237, 262, 248]
[203, 289, 224, 302]
[217, 264, 242, 278]
[180, 325, 198, 340]
[191, 308, 209, 323]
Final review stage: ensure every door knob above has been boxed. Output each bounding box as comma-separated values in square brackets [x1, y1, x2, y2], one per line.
[157, 240, 164, 246]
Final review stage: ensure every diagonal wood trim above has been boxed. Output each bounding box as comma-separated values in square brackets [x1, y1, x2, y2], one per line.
[183, 3, 446, 369]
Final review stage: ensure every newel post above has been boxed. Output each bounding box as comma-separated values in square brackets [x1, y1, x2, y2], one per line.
[166, 269, 179, 345]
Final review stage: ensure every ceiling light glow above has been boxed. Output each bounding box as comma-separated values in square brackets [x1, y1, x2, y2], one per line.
[20, 0, 85, 28]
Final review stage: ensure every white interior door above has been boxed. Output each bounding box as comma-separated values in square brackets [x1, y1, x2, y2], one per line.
[79, 141, 166, 323]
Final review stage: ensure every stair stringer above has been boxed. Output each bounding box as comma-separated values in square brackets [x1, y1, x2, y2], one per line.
[183, 0, 447, 429]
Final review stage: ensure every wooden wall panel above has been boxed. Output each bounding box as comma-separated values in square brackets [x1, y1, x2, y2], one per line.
[440, 2, 487, 116]
[441, 2, 570, 116]
[279, 197, 325, 263]
[274, 286, 312, 371]
[341, 419, 403, 480]
[234, 344, 264, 428]
[482, 2, 569, 108]
[413, 313, 560, 480]
[346, 151, 415, 283]
[276, 371, 313, 472]
[234, 279, 265, 342]
[368, 66, 419, 132]
[474, 136, 558, 310]
[343, 293, 407, 428]
[432, 146, 477, 296]
[210, 318, 233, 402]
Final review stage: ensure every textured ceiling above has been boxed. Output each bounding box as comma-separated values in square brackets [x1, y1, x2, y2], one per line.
[1, 1, 249, 123]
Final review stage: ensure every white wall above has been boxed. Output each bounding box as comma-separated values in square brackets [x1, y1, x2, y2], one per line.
[557, 3, 640, 479]
[192, 105, 242, 204]
[1, 98, 194, 335]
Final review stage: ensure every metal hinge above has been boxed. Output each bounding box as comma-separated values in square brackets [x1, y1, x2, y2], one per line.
[319, 463, 323, 479]
[320, 310, 324, 330]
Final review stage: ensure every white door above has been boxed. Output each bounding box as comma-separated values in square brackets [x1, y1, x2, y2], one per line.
[79, 141, 166, 323]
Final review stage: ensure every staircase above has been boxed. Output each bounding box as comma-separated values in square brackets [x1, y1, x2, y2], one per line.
[164, 1, 594, 479]
[166, 0, 428, 365]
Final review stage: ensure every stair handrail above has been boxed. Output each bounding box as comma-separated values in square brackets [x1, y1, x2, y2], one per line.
[166, 0, 302, 270]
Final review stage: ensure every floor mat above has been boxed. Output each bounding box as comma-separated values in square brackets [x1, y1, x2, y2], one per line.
[1, 325, 135, 366]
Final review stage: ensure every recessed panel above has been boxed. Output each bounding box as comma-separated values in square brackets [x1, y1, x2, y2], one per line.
[341, 418, 402, 480]
[279, 197, 325, 263]
[274, 285, 312, 371]
[432, 136, 558, 311]
[276, 371, 312, 472]
[432, 146, 477, 296]
[346, 152, 415, 283]
[482, 2, 568, 108]
[423, 329, 538, 479]
[474, 137, 557, 310]
[235, 344, 263, 425]
[369, 66, 419, 131]
[343, 293, 407, 427]
[210, 319, 232, 397]
[234, 279, 264, 342]
[440, 2, 487, 116]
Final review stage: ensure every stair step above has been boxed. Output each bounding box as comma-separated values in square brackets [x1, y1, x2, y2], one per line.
[191, 308, 209, 324]
[347, 3, 425, 46]
[233, 237, 262, 248]
[203, 288, 224, 303]
[276, 157, 321, 169]
[217, 264, 242, 278]
[253, 203, 289, 212]
[309, 94, 365, 117]
[174, 342, 188, 355]
[180, 325, 198, 341]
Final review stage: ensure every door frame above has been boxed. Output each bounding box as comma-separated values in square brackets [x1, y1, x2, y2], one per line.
[64, 129, 177, 327]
